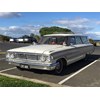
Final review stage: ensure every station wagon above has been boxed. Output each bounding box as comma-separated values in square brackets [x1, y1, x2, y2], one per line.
[6, 34, 94, 74]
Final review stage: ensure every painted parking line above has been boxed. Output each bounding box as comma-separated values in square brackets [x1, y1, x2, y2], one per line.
[0, 67, 16, 73]
[97, 59, 100, 61]
[0, 52, 6, 54]
[58, 60, 98, 85]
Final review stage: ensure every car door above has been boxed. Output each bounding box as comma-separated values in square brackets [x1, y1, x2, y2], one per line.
[81, 36, 94, 54]
[66, 36, 80, 64]
[74, 36, 86, 57]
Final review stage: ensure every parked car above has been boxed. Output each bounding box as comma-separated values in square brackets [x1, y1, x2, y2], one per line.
[6, 34, 94, 74]
[16, 38, 24, 43]
[9, 38, 17, 43]
[23, 37, 37, 43]
[16, 37, 37, 43]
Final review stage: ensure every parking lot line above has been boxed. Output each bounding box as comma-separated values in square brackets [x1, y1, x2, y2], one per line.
[0, 67, 16, 73]
[0, 52, 6, 54]
[97, 59, 100, 61]
[58, 60, 98, 85]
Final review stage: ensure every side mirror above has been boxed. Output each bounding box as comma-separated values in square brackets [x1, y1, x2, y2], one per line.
[33, 41, 37, 45]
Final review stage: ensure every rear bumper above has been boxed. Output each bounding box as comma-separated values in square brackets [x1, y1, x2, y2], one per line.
[7, 60, 57, 71]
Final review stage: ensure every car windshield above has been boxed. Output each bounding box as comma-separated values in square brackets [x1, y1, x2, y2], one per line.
[39, 36, 67, 45]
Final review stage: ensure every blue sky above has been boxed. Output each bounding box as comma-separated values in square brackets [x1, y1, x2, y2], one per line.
[0, 12, 100, 40]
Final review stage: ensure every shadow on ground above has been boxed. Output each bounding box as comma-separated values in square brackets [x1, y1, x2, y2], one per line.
[22, 54, 100, 76]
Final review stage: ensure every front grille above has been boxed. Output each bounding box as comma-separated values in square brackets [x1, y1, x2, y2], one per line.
[27, 54, 38, 60]
[14, 53, 40, 61]
[17, 54, 27, 59]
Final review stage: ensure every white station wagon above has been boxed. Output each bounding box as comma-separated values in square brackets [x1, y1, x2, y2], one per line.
[6, 34, 94, 74]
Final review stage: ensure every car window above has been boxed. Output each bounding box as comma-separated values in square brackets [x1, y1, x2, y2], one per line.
[48, 37, 57, 44]
[81, 36, 89, 44]
[75, 36, 83, 44]
[69, 36, 76, 45]
[39, 36, 50, 44]
[57, 37, 67, 45]
[39, 36, 67, 45]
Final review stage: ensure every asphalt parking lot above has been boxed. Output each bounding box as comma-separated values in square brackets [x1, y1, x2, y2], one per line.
[0, 42, 100, 86]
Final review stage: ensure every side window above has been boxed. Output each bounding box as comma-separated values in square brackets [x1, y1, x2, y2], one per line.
[69, 37, 76, 45]
[57, 37, 65, 45]
[75, 36, 83, 44]
[81, 36, 89, 44]
[49, 37, 57, 44]
[40, 36, 50, 44]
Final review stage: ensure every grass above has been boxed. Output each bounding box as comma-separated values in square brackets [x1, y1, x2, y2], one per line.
[0, 75, 49, 87]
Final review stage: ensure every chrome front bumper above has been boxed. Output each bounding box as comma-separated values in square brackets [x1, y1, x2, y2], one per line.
[7, 59, 57, 71]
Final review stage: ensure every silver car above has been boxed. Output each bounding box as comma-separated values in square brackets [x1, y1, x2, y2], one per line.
[6, 34, 94, 74]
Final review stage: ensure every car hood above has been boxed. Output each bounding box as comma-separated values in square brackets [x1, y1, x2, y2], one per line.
[8, 44, 63, 54]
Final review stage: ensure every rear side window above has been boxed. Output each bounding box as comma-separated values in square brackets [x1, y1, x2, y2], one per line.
[75, 36, 83, 44]
[68, 36, 76, 45]
[81, 36, 89, 44]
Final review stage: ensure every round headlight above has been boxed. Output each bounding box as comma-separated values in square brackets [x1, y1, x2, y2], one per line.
[40, 55, 46, 62]
[10, 53, 14, 59]
[46, 56, 51, 62]
[46, 56, 53, 62]
[40, 55, 53, 62]
[6, 53, 10, 58]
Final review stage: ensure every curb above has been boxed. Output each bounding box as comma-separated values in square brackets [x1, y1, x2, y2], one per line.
[0, 73, 68, 87]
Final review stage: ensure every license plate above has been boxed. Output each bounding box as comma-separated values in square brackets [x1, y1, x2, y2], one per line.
[20, 64, 30, 69]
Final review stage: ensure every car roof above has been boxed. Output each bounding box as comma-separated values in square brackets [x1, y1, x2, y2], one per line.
[44, 34, 87, 37]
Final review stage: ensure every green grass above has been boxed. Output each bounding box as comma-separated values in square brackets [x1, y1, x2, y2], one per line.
[0, 75, 49, 87]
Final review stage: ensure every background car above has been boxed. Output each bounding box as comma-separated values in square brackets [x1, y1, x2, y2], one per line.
[9, 38, 17, 43]
[23, 37, 37, 43]
[16, 38, 24, 43]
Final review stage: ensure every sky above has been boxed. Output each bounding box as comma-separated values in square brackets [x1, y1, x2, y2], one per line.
[0, 12, 100, 40]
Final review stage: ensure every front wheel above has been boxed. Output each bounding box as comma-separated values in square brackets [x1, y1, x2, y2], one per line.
[54, 59, 64, 75]
[16, 66, 24, 70]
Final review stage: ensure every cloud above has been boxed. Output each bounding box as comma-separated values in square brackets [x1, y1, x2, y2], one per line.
[0, 16, 99, 40]
[55, 18, 90, 25]
[54, 18, 93, 34]
[95, 21, 100, 25]
[85, 32, 100, 40]
[85, 32, 100, 36]
[68, 24, 93, 34]
[0, 25, 42, 37]
[0, 12, 21, 18]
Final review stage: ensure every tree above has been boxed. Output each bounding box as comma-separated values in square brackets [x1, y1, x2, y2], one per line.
[21, 35, 29, 38]
[30, 33, 35, 38]
[30, 33, 40, 42]
[34, 35, 40, 42]
[89, 39, 96, 46]
[0, 34, 10, 42]
[39, 26, 74, 36]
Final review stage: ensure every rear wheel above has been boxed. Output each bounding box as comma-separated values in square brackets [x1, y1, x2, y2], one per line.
[81, 54, 87, 61]
[55, 59, 64, 74]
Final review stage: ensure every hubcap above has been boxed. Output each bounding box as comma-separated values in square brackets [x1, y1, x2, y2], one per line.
[55, 61, 63, 74]
[56, 62, 60, 69]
